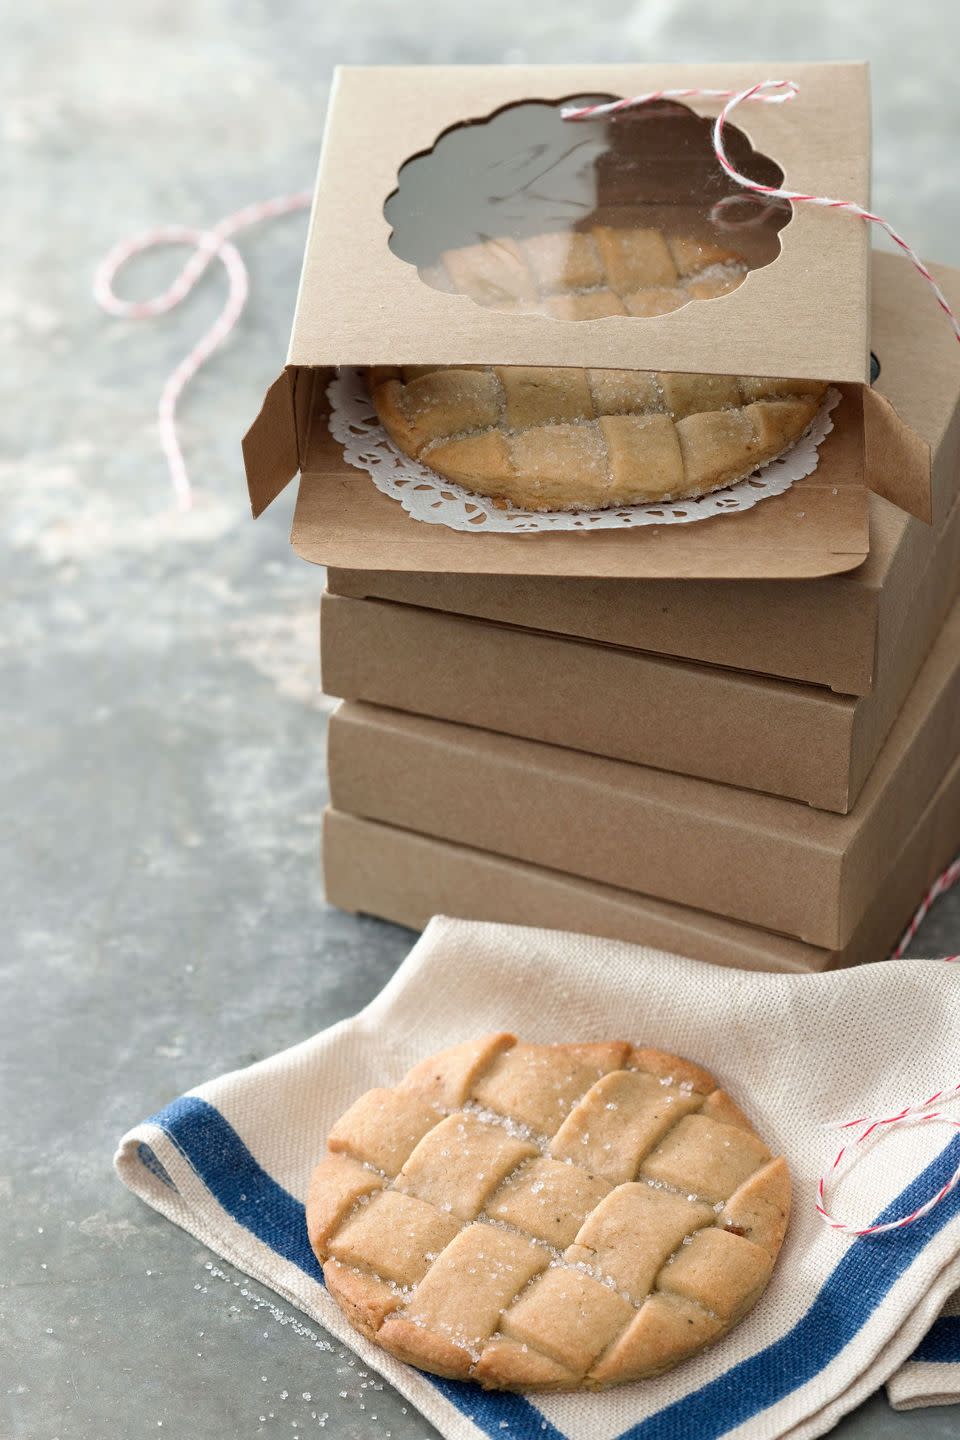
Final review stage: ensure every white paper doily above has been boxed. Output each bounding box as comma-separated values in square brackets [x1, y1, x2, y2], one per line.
[327, 369, 841, 534]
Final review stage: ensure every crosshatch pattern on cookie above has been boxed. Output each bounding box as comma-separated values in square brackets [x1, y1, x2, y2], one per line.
[425, 227, 749, 318]
[369, 357, 827, 512]
[306, 1034, 791, 1392]
[368, 223, 831, 512]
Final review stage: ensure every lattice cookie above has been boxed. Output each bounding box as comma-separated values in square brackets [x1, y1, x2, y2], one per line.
[369, 362, 828, 512]
[424, 227, 749, 318]
[306, 1034, 790, 1391]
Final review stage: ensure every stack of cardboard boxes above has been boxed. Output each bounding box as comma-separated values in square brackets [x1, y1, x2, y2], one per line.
[244, 66, 960, 972]
[320, 251, 960, 971]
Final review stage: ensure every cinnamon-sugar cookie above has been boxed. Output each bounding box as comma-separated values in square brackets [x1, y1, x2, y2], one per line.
[370, 224, 826, 510]
[306, 1034, 790, 1391]
[370, 361, 826, 511]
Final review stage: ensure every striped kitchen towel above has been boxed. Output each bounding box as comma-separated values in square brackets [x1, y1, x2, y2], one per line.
[115, 916, 960, 1439]
[886, 1294, 960, 1411]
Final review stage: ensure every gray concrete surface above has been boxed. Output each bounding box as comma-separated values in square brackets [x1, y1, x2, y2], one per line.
[4, 2, 960, 1436]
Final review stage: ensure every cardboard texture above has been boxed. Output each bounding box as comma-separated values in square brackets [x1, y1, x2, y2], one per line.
[288, 382, 870, 581]
[321, 483, 960, 814]
[325, 491, 952, 695]
[294, 64, 870, 380]
[323, 728, 960, 972]
[244, 65, 941, 582]
[326, 595, 960, 949]
[323, 251, 960, 694]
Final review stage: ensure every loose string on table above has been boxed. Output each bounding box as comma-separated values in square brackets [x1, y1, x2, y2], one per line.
[93, 190, 312, 510]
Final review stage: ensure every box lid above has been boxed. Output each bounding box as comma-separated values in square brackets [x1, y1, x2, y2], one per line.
[243, 72, 938, 578]
[290, 61, 871, 382]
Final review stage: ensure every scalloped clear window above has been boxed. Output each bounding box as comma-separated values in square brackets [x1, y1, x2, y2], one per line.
[385, 96, 791, 320]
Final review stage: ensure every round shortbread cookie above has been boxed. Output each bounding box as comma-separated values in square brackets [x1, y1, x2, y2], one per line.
[369, 225, 827, 513]
[370, 361, 827, 512]
[425, 226, 750, 319]
[306, 1033, 790, 1392]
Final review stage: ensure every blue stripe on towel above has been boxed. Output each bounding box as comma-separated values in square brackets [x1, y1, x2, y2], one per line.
[149, 1095, 322, 1279]
[146, 1095, 960, 1440]
[621, 1136, 960, 1440]
[912, 1314, 960, 1364]
[147, 1096, 563, 1438]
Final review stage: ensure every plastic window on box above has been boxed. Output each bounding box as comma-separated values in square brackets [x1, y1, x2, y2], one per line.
[384, 96, 791, 322]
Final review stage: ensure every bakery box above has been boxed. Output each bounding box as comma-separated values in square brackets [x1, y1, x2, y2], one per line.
[323, 725, 960, 972]
[326, 593, 960, 950]
[244, 64, 944, 592]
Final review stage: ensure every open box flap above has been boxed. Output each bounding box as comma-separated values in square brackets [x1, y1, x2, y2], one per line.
[863, 387, 932, 524]
[285, 383, 869, 580]
[243, 367, 317, 518]
[243, 371, 298, 517]
[287, 62, 871, 383]
[867, 250, 960, 529]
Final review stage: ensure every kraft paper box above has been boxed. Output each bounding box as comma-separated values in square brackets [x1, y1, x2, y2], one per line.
[326, 594, 960, 949]
[322, 729, 960, 973]
[325, 254, 960, 697]
[243, 63, 944, 586]
[321, 482, 960, 814]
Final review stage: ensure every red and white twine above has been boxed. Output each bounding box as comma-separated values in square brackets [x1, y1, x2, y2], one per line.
[891, 854, 960, 961]
[563, 79, 960, 346]
[93, 190, 312, 509]
[814, 855, 960, 1237]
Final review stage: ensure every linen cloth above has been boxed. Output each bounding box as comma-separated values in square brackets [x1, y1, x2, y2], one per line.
[115, 917, 960, 1438]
